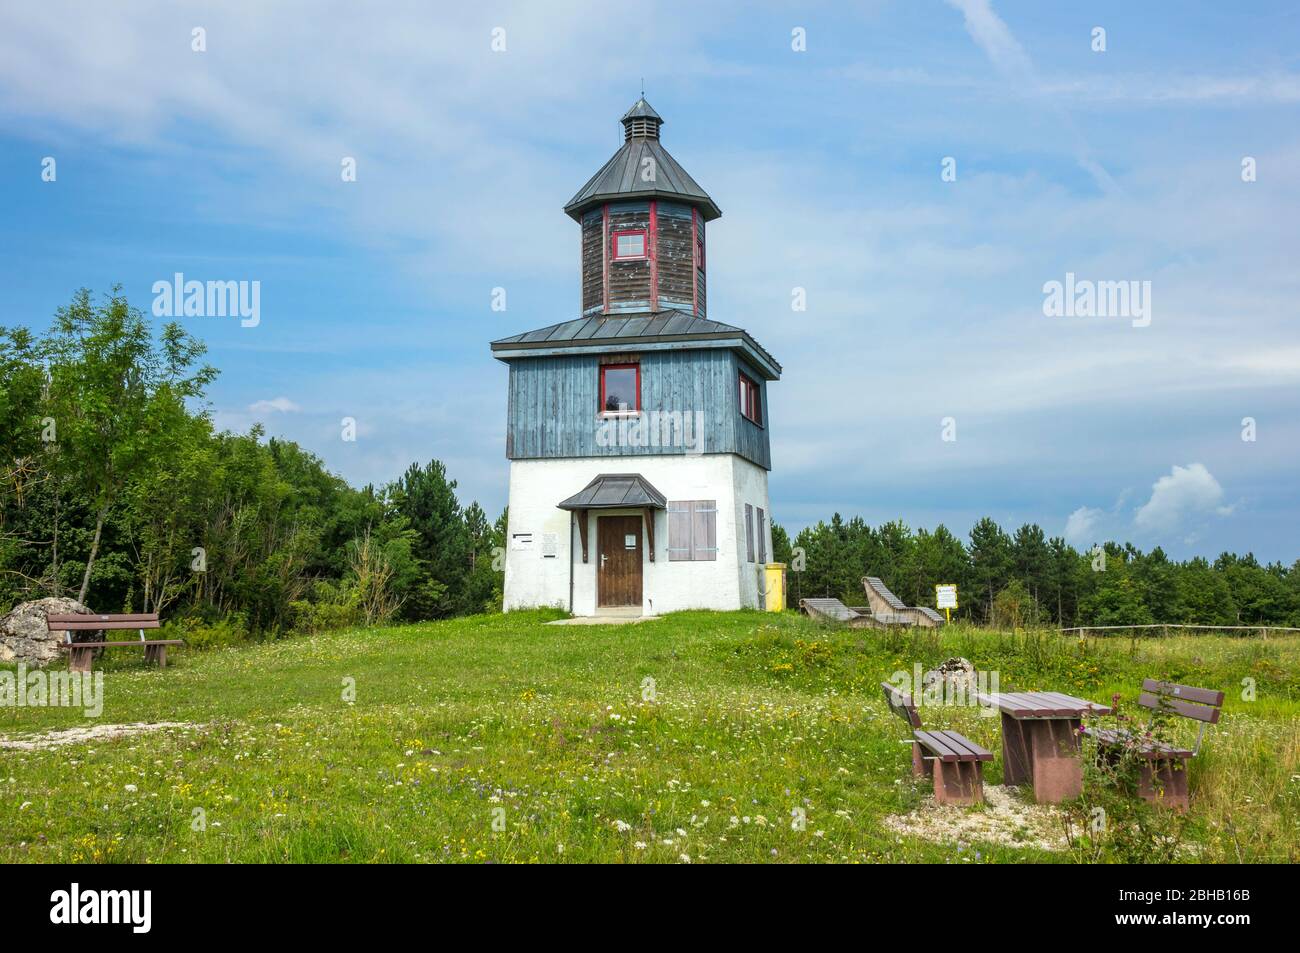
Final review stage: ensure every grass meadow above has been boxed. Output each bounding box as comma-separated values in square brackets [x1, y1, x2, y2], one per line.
[1, 609, 1296, 863]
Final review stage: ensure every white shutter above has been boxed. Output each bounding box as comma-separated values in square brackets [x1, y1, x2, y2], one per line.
[668, 502, 692, 560]
[668, 501, 717, 561]
[744, 504, 754, 563]
[692, 502, 717, 561]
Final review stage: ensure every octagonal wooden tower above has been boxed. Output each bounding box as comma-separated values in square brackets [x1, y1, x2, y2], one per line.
[564, 98, 720, 318]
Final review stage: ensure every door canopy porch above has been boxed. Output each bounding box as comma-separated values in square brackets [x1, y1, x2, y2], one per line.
[557, 473, 666, 564]
[557, 473, 667, 511]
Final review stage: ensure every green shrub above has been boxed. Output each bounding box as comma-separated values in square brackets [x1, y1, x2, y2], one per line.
[991, 580, 1039, 629]
[1064, 706, 1192, 863]
[288, 579, 362, 634]
[161, 614, 250, 651]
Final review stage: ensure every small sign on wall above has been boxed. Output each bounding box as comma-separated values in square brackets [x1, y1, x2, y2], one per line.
[542, 533, 558, 558]
[511, 533, 533, 552]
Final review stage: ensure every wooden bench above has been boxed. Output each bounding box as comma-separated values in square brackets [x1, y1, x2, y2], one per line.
[1084, 679, 1224, 810]
[882, 681, 993, 806]
[46, 613, 183, 673]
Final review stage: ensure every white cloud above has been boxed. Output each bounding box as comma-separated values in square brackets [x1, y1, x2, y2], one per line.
[1226, 347, 1300, 376]
[1037, 73, 1300, 105]
[248, 397, 301, 414]
[1133, 463, 1227, 534]
[943, 0, 1116, 193]
[944, 0, 1034, 81]
[1064, 506, 1103, 545]
[844, 66, 1300, 106]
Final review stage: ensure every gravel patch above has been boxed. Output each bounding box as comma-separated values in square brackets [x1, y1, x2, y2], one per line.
[0, 721, 198, 751]
[882, 784, 1069, 852]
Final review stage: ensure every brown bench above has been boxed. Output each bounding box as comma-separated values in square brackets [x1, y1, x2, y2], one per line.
[1084, 679, 1224, 811]
[882, 681, 993, 806]
[46, 613, 182, 673]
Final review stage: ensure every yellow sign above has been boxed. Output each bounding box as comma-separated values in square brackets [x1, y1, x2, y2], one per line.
[936, 583, 957, 623]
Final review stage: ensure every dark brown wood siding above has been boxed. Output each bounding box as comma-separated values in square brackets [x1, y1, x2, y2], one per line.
[581, 209, 604, 315]
[655, 202, 694, 313]
[695, 219, 706, 318]
[606, 202, 652, 313]
[577, 200, 711, 318]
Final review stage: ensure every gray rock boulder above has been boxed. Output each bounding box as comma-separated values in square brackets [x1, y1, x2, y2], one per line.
[0, 597, 93, 666]
[923, 656, 977, 696]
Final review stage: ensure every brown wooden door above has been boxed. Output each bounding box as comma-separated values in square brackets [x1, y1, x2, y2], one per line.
[597, 515, 643, 608]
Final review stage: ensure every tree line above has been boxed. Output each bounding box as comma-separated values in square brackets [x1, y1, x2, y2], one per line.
[771, 514, 1300, 628]
[5, 288, 1296, 640]
[1, 288, 503, 644]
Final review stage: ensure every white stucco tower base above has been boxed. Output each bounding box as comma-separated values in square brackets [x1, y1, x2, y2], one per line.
[503, 454, 773, 616]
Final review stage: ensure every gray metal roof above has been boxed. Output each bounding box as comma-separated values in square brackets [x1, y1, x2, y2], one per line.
[490, 310, 781, 379]
[621, 97, 661, 121]
[564, 106, 720, 221]
[557, 473, 667, 510]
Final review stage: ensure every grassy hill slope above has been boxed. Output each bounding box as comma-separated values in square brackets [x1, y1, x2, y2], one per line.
[2, 610, 1296, 863]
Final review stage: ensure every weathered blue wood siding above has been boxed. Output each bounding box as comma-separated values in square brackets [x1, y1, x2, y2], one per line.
[506, 349, 771, 469]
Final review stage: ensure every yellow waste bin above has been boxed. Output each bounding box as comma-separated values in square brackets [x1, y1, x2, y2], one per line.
[764, 563, 786, 612]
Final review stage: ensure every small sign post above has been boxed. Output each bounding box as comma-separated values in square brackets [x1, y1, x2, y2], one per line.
[935, 584, 958, 623]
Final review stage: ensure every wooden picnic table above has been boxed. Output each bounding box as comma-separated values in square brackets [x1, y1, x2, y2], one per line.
[972, 690, 1112, 803]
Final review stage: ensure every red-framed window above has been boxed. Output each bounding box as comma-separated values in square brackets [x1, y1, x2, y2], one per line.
[695, 231, 705, 272]
[610, 229, 647, 261]
[600, 363, 640, 414]
[739, 371, 762, 426]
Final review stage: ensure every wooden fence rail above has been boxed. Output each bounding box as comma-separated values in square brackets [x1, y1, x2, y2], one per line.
[1059, 624, 1300, 638]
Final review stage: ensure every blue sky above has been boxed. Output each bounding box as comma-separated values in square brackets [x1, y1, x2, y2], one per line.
[1, 1, 1297, 562]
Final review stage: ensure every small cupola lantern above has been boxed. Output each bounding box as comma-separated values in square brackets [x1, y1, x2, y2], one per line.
[620, 97, 663, 140]
[564, 98, 720, 318]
